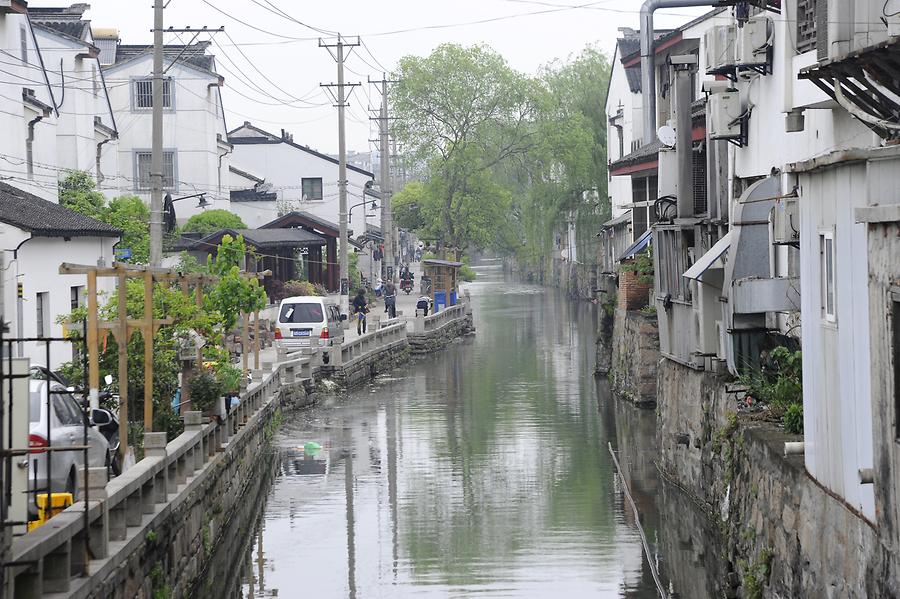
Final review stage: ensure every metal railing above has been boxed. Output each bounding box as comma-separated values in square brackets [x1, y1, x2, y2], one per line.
[4, 349, 306, 596]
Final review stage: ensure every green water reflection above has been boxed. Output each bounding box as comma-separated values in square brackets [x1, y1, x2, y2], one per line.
[239, 266, 666, 598]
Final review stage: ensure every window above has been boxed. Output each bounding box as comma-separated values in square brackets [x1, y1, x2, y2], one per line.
[279, 303, 324, 324]
[20, 26, 27, 64]
[53, 394, 83, 426]
[819, 232, 835, 322]
[301, 178, 323, 202]
[35, 292, 48, 338]
[134, 151, 176, 190]
[693, 143, 708, 215]
[70, 286, 84, 311]
[132, 77, 172, 110]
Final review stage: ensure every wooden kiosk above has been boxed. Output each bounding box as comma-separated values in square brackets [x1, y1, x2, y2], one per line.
[422, 259, 463, 311]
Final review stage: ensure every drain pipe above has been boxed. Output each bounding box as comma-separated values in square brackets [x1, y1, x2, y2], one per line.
[640, 0, 715, 144]
[26, 114, 44, 180]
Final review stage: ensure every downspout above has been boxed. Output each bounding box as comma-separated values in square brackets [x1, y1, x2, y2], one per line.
[26, 115, 43, 180]
[640, 0, 715, 144]
[217, 145, 232, 196]
[96, 136, 114, 186]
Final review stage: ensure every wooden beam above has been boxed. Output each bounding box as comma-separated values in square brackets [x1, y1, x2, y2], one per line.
[143, 272, 154, 431]
[253, 310, 260, 371]
[86, 270, 100, 407]
[117, 272, 129, 464]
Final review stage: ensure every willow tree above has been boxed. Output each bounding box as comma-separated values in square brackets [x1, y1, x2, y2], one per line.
[392, 44, 544, 258]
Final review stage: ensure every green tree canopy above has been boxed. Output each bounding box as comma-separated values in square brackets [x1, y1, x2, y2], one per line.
[105, 196, 150, 263]
[180, 209, 247, 236]
[58, 171, 150, 263]
[59, 170, 106, 220]
[392, 44, 544, 258]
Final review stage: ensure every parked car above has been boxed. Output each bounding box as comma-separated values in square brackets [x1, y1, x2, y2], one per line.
[27, 380, 112, 515]
[274, 296, 347, 364]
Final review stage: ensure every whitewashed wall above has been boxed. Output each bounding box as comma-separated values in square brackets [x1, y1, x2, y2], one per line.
[230, 139, 376, 230]
[104, 55, 231, 220]
[1, 233, 117, 369]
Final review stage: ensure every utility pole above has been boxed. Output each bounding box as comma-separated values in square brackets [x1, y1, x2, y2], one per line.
[371, 75, 398, 282]
[320, 35, 361, 313]
[149, 0, 164, 267]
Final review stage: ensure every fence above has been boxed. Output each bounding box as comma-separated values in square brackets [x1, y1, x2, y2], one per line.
[337, 322, 408, 367]
[3, 350, 307, 598]
[413, 303, 468, 335]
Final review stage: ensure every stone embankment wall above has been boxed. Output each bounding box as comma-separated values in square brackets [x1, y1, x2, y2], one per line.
[657, 359, 900, 598]
[609, 308, 659, 406]
[408, 313, 475, 354]
[61, 378, 314, 599]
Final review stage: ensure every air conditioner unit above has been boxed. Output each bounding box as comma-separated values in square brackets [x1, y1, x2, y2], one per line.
[704, 25, 737, 75]
[658, 147, 677, 199]
[772, 197, 799, 244]
[736, 16, 771, 68]
[708, 92, 743, 140]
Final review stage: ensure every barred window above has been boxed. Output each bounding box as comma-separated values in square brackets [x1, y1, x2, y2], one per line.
[135, 151, 176, 190]
[796, 0, 818, 54]
[132, 78, 172, 109]
[693, 143, 708, 215]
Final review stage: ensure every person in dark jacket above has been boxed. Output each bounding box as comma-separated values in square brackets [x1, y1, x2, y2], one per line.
[383, 279, 397, 319]
[352, 289, 369, 334]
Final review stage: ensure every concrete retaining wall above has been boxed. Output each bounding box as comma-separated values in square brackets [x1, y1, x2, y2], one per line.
[609, 308, 659, 406]
[657, 358, 900, 598]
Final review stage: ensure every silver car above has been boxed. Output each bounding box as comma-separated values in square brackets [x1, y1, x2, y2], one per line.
[27, 381, 110, 514]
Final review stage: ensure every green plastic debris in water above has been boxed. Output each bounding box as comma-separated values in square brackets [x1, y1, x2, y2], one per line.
[303, 441, 322, 456]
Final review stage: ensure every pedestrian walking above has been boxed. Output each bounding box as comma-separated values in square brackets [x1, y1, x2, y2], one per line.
[352, 289, 369, 335]
[384, 279, 397, 319]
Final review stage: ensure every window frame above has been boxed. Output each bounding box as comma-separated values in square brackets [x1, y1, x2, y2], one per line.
[301, 177, 324, 202]
[20, 25, 28, 64]
[131, 76, 174, 111]
[133, 150, 178, 191]
[35, 292, 48, 338]
[819, 230, 836, 323]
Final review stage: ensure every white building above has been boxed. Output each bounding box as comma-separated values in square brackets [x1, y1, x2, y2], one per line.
[29, 4, 119, 186]
[228, 122, 377, 230]
[0, 181, 119, 368]
[99, 36, 232, 222]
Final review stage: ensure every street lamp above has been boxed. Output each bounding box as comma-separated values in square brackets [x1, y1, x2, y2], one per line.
[348, 199, 378, 224]
[163, 192, 210, 233]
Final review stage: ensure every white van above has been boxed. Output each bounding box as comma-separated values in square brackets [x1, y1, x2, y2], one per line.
[275, 296, 346, 362]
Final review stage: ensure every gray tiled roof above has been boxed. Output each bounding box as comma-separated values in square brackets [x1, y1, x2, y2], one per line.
[114, 42, 215, 72]
[609, 140, 663, 172]
[176, 227, 327, 251]
[0, 182, 121, 238]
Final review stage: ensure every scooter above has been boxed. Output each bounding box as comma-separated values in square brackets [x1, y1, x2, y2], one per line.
[400, 278, 413, 295]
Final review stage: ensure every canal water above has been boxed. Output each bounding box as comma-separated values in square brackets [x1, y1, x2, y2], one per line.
[229, 264, 722, 598]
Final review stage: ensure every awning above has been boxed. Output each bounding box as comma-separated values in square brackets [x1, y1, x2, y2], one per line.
[619, 228, 651, 261]
[683, 231, 731, 281]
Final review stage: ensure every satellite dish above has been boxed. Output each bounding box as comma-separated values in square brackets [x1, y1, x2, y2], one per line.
[657, 125, 677, 148]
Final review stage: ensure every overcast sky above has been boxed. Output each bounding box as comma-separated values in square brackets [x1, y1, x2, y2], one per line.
[32, 0, 708, 154]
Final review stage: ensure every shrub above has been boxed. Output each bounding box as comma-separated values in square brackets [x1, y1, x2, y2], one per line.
[282, 280, 321, 297]
[783, 402, 803, 434]
[215, 363, 242, 395]
[459, 264, 477, 282]
[188, 368, 222, 413]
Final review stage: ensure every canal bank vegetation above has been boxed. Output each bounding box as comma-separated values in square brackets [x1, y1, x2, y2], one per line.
[56, 232, 267, 440]
[390, 43, 610, 270]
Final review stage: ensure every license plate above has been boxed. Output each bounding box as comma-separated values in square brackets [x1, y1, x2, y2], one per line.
[292, 330, 311, 337]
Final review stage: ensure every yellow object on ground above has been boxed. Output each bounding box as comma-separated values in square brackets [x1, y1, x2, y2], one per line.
[27, 492, 74, 532]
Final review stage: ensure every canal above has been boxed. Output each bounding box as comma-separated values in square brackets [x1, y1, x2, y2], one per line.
[228, 264, 722, 598]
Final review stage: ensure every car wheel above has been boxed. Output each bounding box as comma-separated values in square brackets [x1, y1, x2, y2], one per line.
[65, 469, 76, 499]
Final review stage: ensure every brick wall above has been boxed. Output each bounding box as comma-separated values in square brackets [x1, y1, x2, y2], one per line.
[617, 267, 652, 311]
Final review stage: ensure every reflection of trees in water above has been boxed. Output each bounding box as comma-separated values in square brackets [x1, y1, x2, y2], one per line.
[397, 286, 618, 585]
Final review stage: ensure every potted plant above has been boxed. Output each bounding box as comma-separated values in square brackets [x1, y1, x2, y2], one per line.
[188, 368, 222, 417]
[216, 363, 242, 403]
